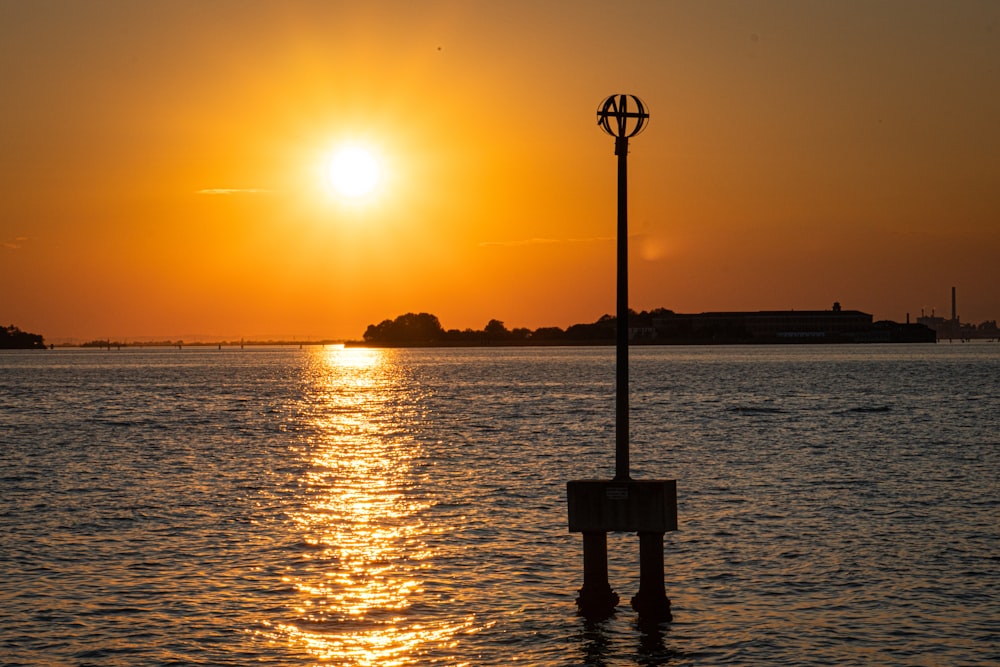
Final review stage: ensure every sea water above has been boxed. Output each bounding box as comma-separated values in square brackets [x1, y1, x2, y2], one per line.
[1, 344, 997, 666]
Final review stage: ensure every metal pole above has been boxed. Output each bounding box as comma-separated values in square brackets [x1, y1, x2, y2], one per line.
[597, 94, 646, 480]
[615, 135, 630, 481]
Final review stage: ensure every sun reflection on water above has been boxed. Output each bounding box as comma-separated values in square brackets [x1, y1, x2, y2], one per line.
[270, 347, 472, 665]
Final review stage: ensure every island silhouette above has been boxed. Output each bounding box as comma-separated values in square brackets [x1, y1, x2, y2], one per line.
[357, 304, 938, 347]
[19, 300, 998, 350]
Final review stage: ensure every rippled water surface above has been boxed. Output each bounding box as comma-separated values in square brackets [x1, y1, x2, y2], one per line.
[1, 344, 997, 665]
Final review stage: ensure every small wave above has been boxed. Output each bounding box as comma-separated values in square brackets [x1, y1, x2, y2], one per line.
[729, 405, 787, 415]
[840, 405, 892, 414]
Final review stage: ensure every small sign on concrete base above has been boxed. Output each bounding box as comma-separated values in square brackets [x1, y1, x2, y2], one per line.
[567, 480, 677, 533]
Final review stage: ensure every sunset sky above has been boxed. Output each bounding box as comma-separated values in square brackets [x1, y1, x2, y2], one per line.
[3, 1, 998, 342]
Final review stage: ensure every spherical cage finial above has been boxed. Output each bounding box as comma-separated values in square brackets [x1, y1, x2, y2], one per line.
[597, 94, 649, 139]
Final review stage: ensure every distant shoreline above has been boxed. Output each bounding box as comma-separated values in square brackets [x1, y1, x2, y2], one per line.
[18, 337, 997, 351]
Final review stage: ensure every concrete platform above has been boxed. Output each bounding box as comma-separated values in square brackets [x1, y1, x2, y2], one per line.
[567, 479, 677, 533]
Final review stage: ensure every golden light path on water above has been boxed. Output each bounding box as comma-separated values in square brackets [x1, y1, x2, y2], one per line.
[273, 347, 474, 665]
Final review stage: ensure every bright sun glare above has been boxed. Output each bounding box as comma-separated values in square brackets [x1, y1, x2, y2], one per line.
[326, 146, 381, 199]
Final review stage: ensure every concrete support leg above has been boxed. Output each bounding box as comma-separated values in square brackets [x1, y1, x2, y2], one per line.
[630, 531, 672, 621]
[576, 531, 619, 618]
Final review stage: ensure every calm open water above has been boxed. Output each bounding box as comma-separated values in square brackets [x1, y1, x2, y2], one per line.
[1, 344, 997, 666]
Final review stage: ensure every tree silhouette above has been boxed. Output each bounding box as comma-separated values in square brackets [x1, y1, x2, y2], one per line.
[484, 319, 509, 342]
[363, 312, 445, 345]
[1, 325, 46, 349]
[565, 314, 616, 341]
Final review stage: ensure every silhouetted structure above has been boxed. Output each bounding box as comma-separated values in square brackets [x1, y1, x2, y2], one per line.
[567, 94, 677, 622]
[916, 287, 1000, 340]
[652, 303, 936, 344]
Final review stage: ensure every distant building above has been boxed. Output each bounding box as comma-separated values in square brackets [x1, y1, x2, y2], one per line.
[650, 302, 935, 344]
[916, 287, 999, 340]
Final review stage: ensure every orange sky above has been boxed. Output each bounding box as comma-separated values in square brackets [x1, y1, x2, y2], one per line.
[3, 1, 998, 342]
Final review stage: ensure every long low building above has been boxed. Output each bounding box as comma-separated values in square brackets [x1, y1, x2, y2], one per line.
[648, 302, 936, 344]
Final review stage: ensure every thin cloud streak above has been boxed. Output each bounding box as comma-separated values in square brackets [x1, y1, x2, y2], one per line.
[3, 236, 29, 250]
[196, 188, 272, 195]
[479, 236, 613, 248]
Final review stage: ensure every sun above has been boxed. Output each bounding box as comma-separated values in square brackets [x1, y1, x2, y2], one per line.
[325, 145, 381, 199]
